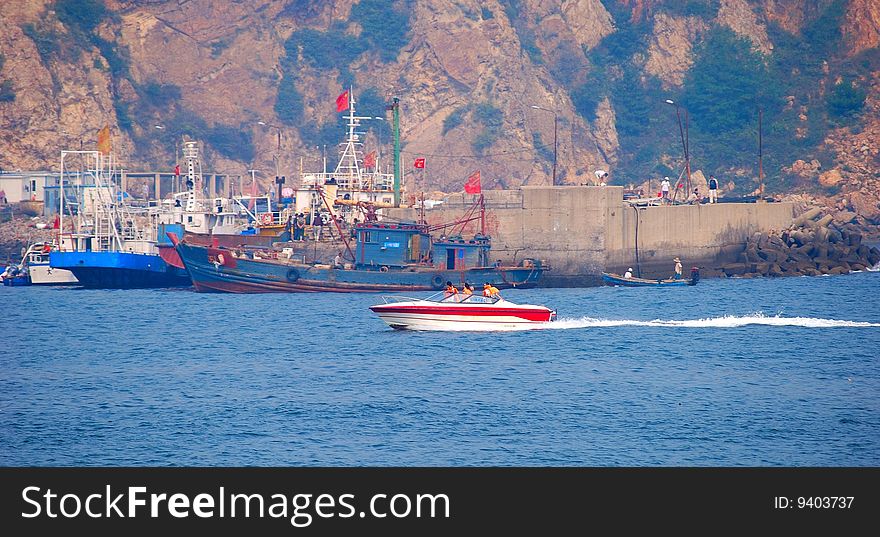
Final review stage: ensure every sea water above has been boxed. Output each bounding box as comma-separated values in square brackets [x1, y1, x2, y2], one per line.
[1, 271, 878, 466]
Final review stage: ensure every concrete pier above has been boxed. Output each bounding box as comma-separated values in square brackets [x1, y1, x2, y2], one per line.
[389, 186, 794, 286]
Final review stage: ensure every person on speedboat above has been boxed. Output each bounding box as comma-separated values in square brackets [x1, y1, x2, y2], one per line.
[482, 282, 501, 298]
[462, 282, 474, 295]
[445, 281, 459, 296]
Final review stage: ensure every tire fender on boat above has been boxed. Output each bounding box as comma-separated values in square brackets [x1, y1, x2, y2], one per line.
[380, 265, 389, 272]
[431, 274, 444, 289]
[217, 253, 226, 265]
[286, 268, 300, 282]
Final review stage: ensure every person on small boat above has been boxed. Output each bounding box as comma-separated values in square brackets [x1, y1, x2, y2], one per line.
[673, 257, 683, 279]
[462, 282, 474, 295]
[482, 282, 501, 298]
[445, 281, 459, 295]
[624, 267, 633, 279]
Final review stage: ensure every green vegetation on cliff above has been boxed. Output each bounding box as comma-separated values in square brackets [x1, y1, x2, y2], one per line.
[0, 55, 14, 103]
[569, 0, 873, 193]
[274, 1, 411, 148]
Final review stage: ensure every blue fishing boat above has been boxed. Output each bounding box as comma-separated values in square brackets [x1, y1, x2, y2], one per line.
[48, 149, 190, 289]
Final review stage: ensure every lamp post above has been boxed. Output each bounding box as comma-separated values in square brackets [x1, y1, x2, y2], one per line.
[664, 99, 690, 196]
[530, 105, 558, 186]
[758, 106, 764, 200]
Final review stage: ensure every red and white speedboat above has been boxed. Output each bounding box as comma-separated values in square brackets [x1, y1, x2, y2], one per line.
[370, 292, 556, 331]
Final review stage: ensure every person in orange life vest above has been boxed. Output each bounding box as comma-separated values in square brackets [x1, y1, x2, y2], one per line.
[462, 282, 474, 295]
[482, 282, 501, 298]
[445, 281, 459, 296]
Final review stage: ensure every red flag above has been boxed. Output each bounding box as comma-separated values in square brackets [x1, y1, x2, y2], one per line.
[363, 151, 376, 169]
[97, 124, 111, 156]
[464, 170, 481, 194]
[174, 164, 180, 176]
[336, 90, 349, 112]
[413, 158, 425, 169]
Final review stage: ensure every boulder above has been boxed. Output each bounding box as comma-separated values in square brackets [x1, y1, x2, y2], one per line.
[843, 254, 863, 266]
[811, 245, 829, 259]
[757, 249, 779, 263]
[814, 214, 834, 228]
[848, 191, 880, 224]
[847, 232, 862, 248]
[827, 228, 842, 243]
[792, 207, 823, 227]
[818, 169, 844, 188]
[768, 235, 787, 249]
[722, 263, 748, 276]
[780, 260, 799, 273]
[827, 266, 848, 275]
[794, 261, 816, 273]
[790, 229, 812, 246]
[745, 245, 762, 263]
[834, 211, 857, 225]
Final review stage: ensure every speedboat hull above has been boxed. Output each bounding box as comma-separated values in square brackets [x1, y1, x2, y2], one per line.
[370, 298, 556, 331]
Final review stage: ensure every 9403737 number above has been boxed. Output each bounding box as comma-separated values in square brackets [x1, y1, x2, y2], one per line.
[774, 496, 854, 509]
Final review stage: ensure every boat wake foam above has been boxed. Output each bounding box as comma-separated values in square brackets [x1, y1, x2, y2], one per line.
[545, 313, 880, 330]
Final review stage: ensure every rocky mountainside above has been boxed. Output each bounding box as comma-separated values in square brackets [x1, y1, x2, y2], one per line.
[0, 0, 878, 224]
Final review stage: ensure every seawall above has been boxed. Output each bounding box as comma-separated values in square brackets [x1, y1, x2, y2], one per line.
[388, 186, 794, 286]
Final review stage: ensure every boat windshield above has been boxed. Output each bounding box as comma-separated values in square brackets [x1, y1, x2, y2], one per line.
[437, 293, 500, 304]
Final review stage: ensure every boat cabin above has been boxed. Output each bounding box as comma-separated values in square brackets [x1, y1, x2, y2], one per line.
[432, 235, 490, 271]
[355, 222, 430, 269]
[354, 222, 492, 271]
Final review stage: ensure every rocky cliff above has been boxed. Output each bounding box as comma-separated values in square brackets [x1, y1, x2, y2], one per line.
[0, 0, 877, 225]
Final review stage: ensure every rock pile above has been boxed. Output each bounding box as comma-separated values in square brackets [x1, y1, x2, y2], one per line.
[0, 210, 53, 262]
[721, 207, 880, 278]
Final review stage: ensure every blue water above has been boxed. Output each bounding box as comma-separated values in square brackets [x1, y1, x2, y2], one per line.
[1, 272, 878, 466]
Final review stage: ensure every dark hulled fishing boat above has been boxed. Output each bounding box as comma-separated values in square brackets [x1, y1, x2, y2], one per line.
[172, 218, 544, 293]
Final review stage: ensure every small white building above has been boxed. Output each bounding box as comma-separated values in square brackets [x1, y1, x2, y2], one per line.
[0, 172, 63, 203]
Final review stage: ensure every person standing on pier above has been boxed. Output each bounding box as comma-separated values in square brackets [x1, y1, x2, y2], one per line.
[708, 175, 718, 204]
[660, 177, 671, 203]
[313, 212, 324, 241]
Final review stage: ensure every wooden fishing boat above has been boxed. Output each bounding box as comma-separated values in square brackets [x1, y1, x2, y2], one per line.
[602, 268, 699, 287]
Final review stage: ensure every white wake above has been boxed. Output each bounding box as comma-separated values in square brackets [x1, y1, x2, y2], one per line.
[545, 313, 880, 330]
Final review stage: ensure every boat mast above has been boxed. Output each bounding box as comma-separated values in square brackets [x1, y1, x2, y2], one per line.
[334, 89, 365, 186]
[480, 194, 486, 236]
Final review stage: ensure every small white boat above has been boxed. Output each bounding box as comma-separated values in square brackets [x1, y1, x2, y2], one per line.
[21, 242, 79, 285]
[370, 292, 556, 331]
